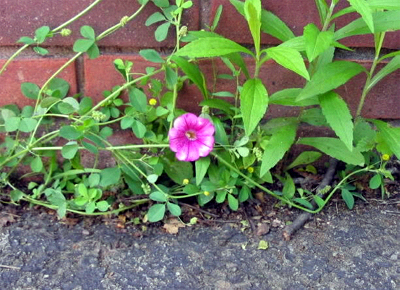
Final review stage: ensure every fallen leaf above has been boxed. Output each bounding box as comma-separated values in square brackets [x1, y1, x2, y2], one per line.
[163, 219, 185, 234]
[258, 240, 269, 250]
[256, 223, 270, 236]
[0, 214, 17, 227]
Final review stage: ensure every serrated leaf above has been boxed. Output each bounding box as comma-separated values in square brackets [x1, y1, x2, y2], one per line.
[244, 0, 261, 53]
[297, 61, 365, 101]
[298, 137, 364, 165]
[319, 92, 353, 151]
[147, 204, 166, 222]
[260, 122, 297, 176]
[348, 0, 374, 33]
[303, 23, 334, 62]
[175, 37, 254, 58]
[368, 55, 400, 93]
[265, 47, 310, 80]
[241, 78, 268, 136]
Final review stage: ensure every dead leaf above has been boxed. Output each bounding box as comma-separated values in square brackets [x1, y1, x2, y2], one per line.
[256, 223, 270, 236]
[163, 219, 185, 234]
[0, 214, 17, 227]
[254, 192, 266, 203]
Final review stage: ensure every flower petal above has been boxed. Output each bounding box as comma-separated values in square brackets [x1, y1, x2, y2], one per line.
[196, 121, 215, 137]
[196, 138, 214, 157]
[169, 135, 188, 153]
[173, 113, 198, 132]
[168, 127, 184, 141]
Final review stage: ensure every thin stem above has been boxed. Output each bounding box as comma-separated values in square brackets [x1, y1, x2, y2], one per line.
[0, 44, 29, 75]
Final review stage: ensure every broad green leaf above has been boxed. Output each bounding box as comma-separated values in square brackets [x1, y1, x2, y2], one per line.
[265, 47, 310, 80]
[319, 92, 354, 151]
[240, 78, 268, 136]
[40, 97, 59, 108]
[260, 122, 297, 176]
[367, 55, 400, 93]
[354, 119, 376, 152]
[303, 23, 334, 62]
[199, 99, 234, 116]
[140, 49, 164, 63]
[239, 186, 251, 202]
[19, 118, 37, 133]
[100, 167, 121, 188]
[121, 116, 134, 129]
[341, 189, 355, 209]
[335, 10, 400, 40]
[172, 55, 208, 98]
[282, 173, 295, 199]
[150, 191, 168, 202]
[195, 156, 211, 185]
[153, 0, 169, 8]
[155, 22, 171, 42]
[21, 82, 40, 100]
[212, 117, 229, 145]
[313, 195, 325, 208]
[147, 204, 166, 222]
[31, 156, 43, 172]
[45, 188, 66, 207]
[269, 88, 319, 106]
[73, 38, 95, 52]
[82, 141, 98, 154]
[297, 137, 364, 165]
[226, 52, 251, 79]
[372, 120, 400, 159]
[47, 78, 70, 99]
[165, 66, 178, 88]
[5, 117, 21, 132]
[61, 142, 79, 159]
[293, 198, 314, 209]
[59, 125, 81, 140]
[278, 36, 306, 51]
[162, 158, 193, 184]
[35, 26, 50, 43]
[286, 151, 322, 170]
[147, 174, 159, 183]
[129, 88, 147, 113]
[80, 25, 96, 40]
[369, 174, 382, 189]
[10, 190, 23, 202]
[300, 108, 328, 126]
[244, 0, 261, 53]
[17, 36, 35, 45]
[175, 37, 254, 58]
[227, 194, 239, 211]
[348, 0, 374, 33]
[296, 61, 365, 101]
[58, 98, 79, 115]
[145, 12, 166, 26]
[368, 0, 400, 10]
[132, 120, 147, 138]
[87, 43, 99, 59]
[33, 47, 48, 55]
[167, 202, 182, 216]
[96, 201, 110, 212]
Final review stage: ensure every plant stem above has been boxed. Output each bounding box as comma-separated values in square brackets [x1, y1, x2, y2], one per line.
[0, 44, 29, 75]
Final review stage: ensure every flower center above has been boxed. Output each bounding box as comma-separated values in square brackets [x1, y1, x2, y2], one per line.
[185, 130, 197, 141]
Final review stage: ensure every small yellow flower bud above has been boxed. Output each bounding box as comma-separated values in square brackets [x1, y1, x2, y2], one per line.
[204, 191, 210, 196]
[149, 98, 157, 106]
[60, 28, 72, 37]
[182, 178, 189, 185]
[382, 154, 390, 161]
[247, 167, 254, 173]
[178, 26, 188, 37]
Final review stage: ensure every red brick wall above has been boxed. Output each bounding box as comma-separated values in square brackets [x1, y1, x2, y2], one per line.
[1, 0, 400, 120]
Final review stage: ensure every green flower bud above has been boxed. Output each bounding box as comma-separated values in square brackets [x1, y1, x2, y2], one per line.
[60, 28, 72, 37]
[120, 16, 129, 27]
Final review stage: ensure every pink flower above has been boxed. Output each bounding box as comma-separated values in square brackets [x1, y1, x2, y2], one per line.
[169, 113, 215, 162]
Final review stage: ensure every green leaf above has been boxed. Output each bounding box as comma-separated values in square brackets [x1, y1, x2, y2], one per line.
[372, 120, 400, 159]
[211, 116, 229, 145]
[163, 158, 193, 184]
[19, 118, 37, 132]
[282, 173, 295, 199]
[297, 137, 364, 165]
[147, 204, 166, 222]
[45, 188, 66, 207]
[227, 194, 239, 211]
[313, 195, 325, 208]
[314, 0, 329, 25]
[145, 12, 166, 26]
[348, 0, 374, 33]
[17, 36, 35, 45]
[47, 78, 70, 98]
[341, 189, 355, 209]
[59, 125, 81, 140]
[73, 39, 95, 52]
[260, 122, 297, 176]
[319, 92, 354, 151]
[293, 198, 314, 209]
[296, 61, 365, 101]
[155, 22, 171, 42]
[300, 108, 328, 126]
[199, 99, 234, 116]
[33, 47, 49, 55]
[211, 5, 223, 30]
[10, 190, 23, 202]
[195, 156, 210, 186]
[87, 43, 100, 59]
[132, 120, 147, 138]
[58, 98, 79, 115]
[96, 200, 110, 212]
[369, 174, 382, 189]
[153, 0, 169, 8]
[286, 151, 322, 170]
[147, 174, 159, 184]
[303, 23, 334, 62]
[244, 0, 261, 53]
[79, 97, 93, 115]
[5, 117, 20, 132]
[165, 66, 178, 88]
[80, 25, 95, 40]
[175, 37, 254, 58]
[100, 167, 121, 187]
[172, 56, 208, 98]
[88, 174, 100, 188]
[31, 156, 43, 172]
[129, 88, 147, 113]
[265, 47, 310, 80]
[35, 26, 50, 43]
[269, 88, 319, 107]
[239, 186, 251, 202]
[167, 202, 182, 216]
[150, 191, 168, 202]
[140, 49, 164, 63]
[82, 141, 98, 154]
[121, 116, 134, 130]
[61, 142, 79, 159]
[368, 55, 400, 93]
[240, 78, 268, 136]
[257, 240, 269, 250]
[21, 82, 40, 100]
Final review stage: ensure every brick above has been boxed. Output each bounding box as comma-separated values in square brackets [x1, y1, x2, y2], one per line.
[0, 57, 77, 108]
[0, 0, 199, 48]
[209, 0, 400, 49]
